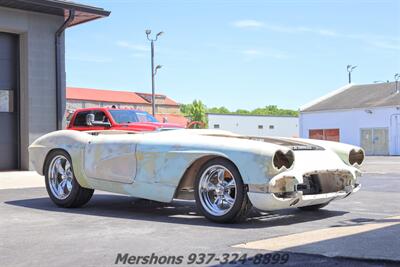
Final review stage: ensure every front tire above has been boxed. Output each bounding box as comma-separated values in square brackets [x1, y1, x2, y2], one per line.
[44, 150, 94, 208]
[194, 158, 252, 223]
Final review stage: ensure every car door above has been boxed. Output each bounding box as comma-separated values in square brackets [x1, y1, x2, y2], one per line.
[84, 135, 137, 184]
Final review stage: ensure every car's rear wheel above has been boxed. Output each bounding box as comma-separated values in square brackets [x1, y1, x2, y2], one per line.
[194, 158, 252, 223]
[297, 203, 329, 211]
[44, 150, 94, 208]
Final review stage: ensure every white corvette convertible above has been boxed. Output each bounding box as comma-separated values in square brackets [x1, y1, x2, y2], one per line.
[29, 129, 364, 223]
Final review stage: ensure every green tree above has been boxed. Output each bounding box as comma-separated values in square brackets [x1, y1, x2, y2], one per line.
[207, 106, 230, 114]
[180, 100, 299, 120]
[188, 100, 206, 127]
[235, 109, 250, 114]
[180, 103, 192, 116]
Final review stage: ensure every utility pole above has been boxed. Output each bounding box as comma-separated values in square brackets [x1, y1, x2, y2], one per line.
[395, 73, 400, 94]
[146, 30, 163, 116]
[347, 65, 357, 84]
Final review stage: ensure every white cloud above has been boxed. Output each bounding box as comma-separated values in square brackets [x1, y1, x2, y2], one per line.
[116, 41, 150, 52]
[259, 22, 338, 37]
[233, 19, 400, 51]
[233, 20, 264, 28]
[369, 40, 400, 50]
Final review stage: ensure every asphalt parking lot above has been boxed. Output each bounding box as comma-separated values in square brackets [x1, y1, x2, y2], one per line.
[0, 157, 399, 267]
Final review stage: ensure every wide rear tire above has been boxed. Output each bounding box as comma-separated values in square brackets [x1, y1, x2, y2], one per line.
[44, 150, 94, 208]
[194, 158, 252, 223]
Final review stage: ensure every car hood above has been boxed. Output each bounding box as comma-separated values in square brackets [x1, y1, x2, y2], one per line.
[157, 129, 323, 150]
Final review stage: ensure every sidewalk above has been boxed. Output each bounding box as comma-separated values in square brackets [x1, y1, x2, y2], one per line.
[0, 171, 44, 190]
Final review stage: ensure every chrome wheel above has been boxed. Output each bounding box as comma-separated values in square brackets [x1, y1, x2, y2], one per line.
[48, 155, 73, 200]
[198, 165, 237, 216]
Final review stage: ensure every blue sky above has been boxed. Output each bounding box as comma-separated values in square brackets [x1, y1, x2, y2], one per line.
[66, 0, 400, 110]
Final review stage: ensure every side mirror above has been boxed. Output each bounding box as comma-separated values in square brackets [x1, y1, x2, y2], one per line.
[86, 113, 111, 128]
[86, 114, 95, 126]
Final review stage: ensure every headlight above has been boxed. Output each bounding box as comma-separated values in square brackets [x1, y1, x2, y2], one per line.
[349, 149, 365, 166]
[273, 150, 295, 170]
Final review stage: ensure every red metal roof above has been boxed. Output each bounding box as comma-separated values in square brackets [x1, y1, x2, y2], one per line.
[136, 92, 179, 106]
[66, 87, 179, 106]
[155, 114, 189, 127]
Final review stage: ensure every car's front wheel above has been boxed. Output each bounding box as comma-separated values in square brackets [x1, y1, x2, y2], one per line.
[194, 158, 252, 223]
[44, 150, 94, 208]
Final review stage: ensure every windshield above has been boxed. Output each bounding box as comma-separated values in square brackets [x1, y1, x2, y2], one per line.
[109, 110, 158, 124]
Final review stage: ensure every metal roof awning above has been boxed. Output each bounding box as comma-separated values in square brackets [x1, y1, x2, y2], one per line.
[0, 0, 111, 27]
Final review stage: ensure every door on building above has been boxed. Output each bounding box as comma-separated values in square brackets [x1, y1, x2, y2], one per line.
[391, 114, 400, 155]
[0, 32, 19, 170]
[309, 128, 340, 142]
[360, 128, 389, 156]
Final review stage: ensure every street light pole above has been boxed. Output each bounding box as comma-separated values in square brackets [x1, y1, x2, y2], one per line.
[347, 65, 357, 84]
[150, 40, 155, 116]
[395, 73, 400, 94]
[146, 30, 163, 116]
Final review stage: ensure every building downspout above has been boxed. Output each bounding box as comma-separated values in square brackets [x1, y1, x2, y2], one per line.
[55, 10, 75, 130]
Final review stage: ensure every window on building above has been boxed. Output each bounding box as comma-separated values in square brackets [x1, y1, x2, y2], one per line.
[269, 125, 274, 129]
[258, 125, 263, 129]
[214, 124, 220, 129]
[309, 129, 340, 142]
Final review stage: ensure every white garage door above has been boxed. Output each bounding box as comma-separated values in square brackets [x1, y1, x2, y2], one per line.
[360, 128, 389, 156]
[391, 114, 400, 155]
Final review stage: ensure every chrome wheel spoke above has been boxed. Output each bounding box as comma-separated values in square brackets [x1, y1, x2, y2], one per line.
[66, 179, 73, 192]
[57, 180, 66, 196]
[216, 169, 225, 184]
[55, 159, 65, 175]
[214, 196, 223, 208]
[206, 182, 217, 191]
[224, 194, 235, 206]
[65, 161, 71, 174]
[225, 179, 236, 189]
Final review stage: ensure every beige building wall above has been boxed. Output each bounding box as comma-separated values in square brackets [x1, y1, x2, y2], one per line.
[0, 6, 65, 170]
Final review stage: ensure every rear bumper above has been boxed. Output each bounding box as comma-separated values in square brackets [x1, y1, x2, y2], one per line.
[248, 183, 361, 211]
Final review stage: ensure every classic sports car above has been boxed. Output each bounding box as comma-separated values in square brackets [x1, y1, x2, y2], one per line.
[29, 129, 364, 223]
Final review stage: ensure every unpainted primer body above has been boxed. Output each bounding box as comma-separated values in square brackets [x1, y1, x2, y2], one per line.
[29, 129, 363, 210]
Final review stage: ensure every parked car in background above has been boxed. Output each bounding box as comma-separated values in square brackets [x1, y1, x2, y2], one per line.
[67, 107, 184, 132]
